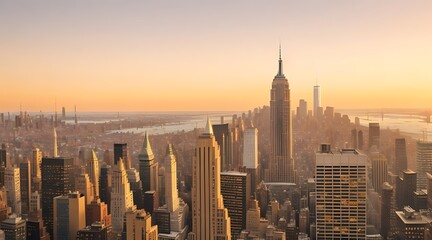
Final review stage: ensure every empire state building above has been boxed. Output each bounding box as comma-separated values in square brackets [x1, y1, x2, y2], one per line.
[268, 47, 294, 183]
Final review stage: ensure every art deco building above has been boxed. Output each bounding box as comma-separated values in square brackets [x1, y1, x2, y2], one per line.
[154, 144, 189, 240]
[268, 47, 294, 183]
[75, 172, 94, 204]
[110, 158, 135, 234]
[85, 148, 100, 197]
[315, 145, 367, 239]
[190, 119, 231, 240]
[139, 133, 159, 198]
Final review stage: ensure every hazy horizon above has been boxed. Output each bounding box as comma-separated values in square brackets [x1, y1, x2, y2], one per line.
[1, 0, 431, 112]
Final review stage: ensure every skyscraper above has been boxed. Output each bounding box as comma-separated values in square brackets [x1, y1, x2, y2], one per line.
[0, 144, 7, 186]
[85, 198, 111, 227]
[220, 171, 250, 239]
[243, 127, 258, 194]
[297, 99, 308, 120]
[313, 85, 320, 117]
[99, 164, 112, 213]
[268, 47, 294, 183]
[368, 123, 380, 151]
[315, 144, 367, 239]
[53, 192, 86, 240]
[396, 169, 417, 210]
[416, 141, 432, 189]
[138, 133, 158, 205]
[19, 161, 31, 215]
[381, 182, 395, 240]
[85, 148, 100, 197]
[41, 157, 73, 236]
[395, 138, 408, 175]
[153, 144, 189, 239]
[5, 166, 21, 215]
[110, 158, 135, 234]
[212, 124, 232, 172]
[31, 148, 42, 192]
[75, 173, 95, 204]
[190, 119, 231, 240]
[114, 143, 130, 170]
[123, 209, 158, 240]
[371, 153, 388, 194]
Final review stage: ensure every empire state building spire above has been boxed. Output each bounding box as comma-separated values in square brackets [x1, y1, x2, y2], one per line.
[277, 44, 284, 78]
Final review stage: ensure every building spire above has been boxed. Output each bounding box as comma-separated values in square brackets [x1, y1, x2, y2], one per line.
[277, 44, 284, 77]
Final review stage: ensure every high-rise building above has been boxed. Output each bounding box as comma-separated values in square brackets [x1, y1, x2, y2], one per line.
[190, 119, 231, 240]
[221, 171, 250, 239]
[114, 143, 130, 170]
[315, 144, 367, 239]
[395, 138, 408, 175]
[31, 148, 42, 192]
[396, 169, 417, 210]
[110, 158, 135, 234]
[153, 144, 189, 239]
[243, 127, 258, 194]
[416, 141, 432, 189]
[86, 198, 111, 227]
[0, 144, 7, 186]
[126, 168, 144, 209]
[212, 123, 232, 172]
[77, 222, 111, 240]
[53, 192, 86, 240]
[19, 161, 31, 215]
[368, 123, 380, 151]
[123, 209, 158, 240]
[0, 187, 7, 222]
[297, 99, 308, 120]
[0, 215, 26, 240]
[313, 85, 321, 117]
[371, 153, 388, 194]
[427, 173, 432, 209]
[138, 133, 158, 206]
[99, 165, 111, 213]
[85, 148, 99, 197]
[268, 47, 294, 183]
[27, 191, 50, 240]
[41, 157, 73, 236]
[381, 182, 394, 240]
[395, 206, 432, 239]
[5, 166, 21, 215]
[75, 173, 95, 204]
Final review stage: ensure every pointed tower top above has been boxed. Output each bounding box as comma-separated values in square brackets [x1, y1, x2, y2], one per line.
[203, 117, 213, 135]
[139, 132, 154, 161]
[276, 44, 285, 78]
[166, 143, 174, 156]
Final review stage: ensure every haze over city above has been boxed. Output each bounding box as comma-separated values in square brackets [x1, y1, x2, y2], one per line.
[1, 0, 431, 112]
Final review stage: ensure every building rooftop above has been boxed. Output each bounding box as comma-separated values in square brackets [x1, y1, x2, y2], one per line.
[221, 171, 247, 177]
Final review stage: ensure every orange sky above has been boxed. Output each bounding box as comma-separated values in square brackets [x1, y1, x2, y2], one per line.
[0, 1, 431, 112]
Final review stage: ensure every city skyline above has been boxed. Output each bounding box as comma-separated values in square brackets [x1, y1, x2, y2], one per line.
[1, 1, 431, 112]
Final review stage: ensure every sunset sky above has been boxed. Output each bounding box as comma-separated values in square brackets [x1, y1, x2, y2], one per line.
[1, 1, 431, 112]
